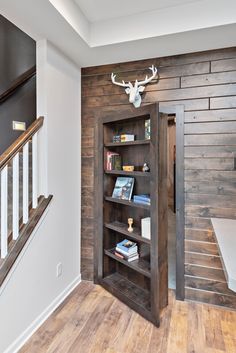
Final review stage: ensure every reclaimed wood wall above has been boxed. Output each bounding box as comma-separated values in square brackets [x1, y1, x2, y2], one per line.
[81, 47, 236, 309]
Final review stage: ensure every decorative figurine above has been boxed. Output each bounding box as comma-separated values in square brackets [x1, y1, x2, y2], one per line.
[127, 218, 134, 233]
[142, 163, 150, 172]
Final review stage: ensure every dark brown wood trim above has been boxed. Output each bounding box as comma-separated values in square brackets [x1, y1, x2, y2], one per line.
[0, 65, 36, 104]
[0, 116, 44, 171]
[0, 195, 53, 287]
[160, 105, 185, 300]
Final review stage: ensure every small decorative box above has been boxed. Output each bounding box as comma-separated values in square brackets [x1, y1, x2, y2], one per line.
[123, 166, 134, 172]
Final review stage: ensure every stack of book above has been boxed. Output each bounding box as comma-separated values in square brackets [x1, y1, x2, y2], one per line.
[114, 239, 139, 262]
[133, 194, 151, 205]
[106, 152, 122, 170]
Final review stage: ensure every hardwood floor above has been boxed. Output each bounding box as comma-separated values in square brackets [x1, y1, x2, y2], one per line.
[20, 281, 236, 353]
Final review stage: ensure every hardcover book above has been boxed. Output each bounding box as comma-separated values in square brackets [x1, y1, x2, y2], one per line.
[145, 119, 151, 140]
[114, 250, 139, 262]
[106, 152, 122, 170]
[133, 194, 151, 205]
[115, 247, 138, 256]
[112, 177, 134, 200]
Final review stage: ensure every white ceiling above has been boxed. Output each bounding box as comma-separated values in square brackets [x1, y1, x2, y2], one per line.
[74, 0, 200, 22]
[0, 0, 236, 68]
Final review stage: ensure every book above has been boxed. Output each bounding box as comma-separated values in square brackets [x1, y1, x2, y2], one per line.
[114, 251, 139, 262]
[115, 250, 138, 258]
[116, 239, 137, 251]
[133, 194, 151, 205]
[141, 217, 151, 240]
[115, 246, 138, 256]
[112, 177, 134, 200]
[112, 155, 122, 170]
[133, 194, 150, 201]
[114, 251, 124, 259]
[145, 119, 151, 140]
[121, 134, 135, 142]
[127, 255, 139, 262]
[106, 152, 118, 170]
[133, 199, 151, 205]
[106, 152, 122, 170]
[113, 135, 121, 143]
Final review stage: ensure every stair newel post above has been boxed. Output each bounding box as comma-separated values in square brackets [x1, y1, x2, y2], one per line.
[1, 165, 8, 258]
[12, 153, 20, 240]
[23, 142, 29, 224]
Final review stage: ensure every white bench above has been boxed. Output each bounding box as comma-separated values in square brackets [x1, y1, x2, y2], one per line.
[211, 218, 236, 293]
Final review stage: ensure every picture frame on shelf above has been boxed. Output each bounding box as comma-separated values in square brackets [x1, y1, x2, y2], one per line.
[112, 177, 134, 200]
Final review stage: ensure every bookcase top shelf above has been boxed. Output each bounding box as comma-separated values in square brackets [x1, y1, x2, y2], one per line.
[104, 221, 151, 245]
[104, 140, 150, 147]
[105, 170, 150, 177]
[105, 196, 150, 210]
[104, 249, 151, 278]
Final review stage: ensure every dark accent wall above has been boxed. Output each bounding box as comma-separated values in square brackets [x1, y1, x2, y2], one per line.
[0, 15, 36, 154]
[81, 47, 236, 309]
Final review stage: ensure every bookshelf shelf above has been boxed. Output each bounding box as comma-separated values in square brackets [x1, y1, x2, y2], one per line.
[105, 170, 150, 177]
[104, 140, 150, 147]
[104, 249, 151, 278]
[101, 273, 151, 317]
[105, 196, 150, 210]
[104, 221, 151, 245]
[95, 104, 168, 327]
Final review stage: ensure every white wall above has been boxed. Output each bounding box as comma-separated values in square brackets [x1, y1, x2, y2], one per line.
[0, 40, 81, 353]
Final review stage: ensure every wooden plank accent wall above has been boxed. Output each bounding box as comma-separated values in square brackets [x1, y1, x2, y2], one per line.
[81, 47, 236, 309]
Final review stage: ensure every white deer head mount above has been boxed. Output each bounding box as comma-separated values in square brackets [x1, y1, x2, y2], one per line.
[111, 65, 158, 108]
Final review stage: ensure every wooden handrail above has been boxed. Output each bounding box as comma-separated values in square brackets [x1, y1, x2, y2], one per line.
[0, 117, 44, 171]
[0, 65, 36, 104]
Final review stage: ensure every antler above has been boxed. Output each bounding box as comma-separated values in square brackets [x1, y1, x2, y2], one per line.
[111, 73, 131, 87]
[136, 65, 158, 86]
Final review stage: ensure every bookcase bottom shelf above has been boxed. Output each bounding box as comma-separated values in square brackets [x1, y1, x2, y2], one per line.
[100, 272, 157, 325]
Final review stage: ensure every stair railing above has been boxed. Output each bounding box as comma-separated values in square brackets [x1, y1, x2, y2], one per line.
[0, 117, 44, 259]
[0, 65, 36, 104]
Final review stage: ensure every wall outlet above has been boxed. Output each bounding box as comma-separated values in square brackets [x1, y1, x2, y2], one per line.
[56, 262, 62, 277]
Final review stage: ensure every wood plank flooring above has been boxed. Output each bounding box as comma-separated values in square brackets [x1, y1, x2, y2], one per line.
[20, 281, 236, 353]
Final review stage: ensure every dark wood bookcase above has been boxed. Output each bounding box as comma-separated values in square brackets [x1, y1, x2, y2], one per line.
[94, 103, 168, 326]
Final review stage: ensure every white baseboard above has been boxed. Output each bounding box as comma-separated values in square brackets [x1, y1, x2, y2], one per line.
[4, 274, 81, 353]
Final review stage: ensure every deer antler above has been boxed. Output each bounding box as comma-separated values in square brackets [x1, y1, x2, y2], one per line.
[111, 73, 131, 88]
[136, 65, 158, 86]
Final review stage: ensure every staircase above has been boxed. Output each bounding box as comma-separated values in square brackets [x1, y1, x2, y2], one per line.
[0, 117, 52, 286]
[0, 63, 52, 287]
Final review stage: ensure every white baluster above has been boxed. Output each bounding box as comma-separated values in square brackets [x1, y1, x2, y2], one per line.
[32, 133, 38, 209]
[13, 153, 19, 240]
[23, 142, 29, 224]
[1, 166, 8, 258]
